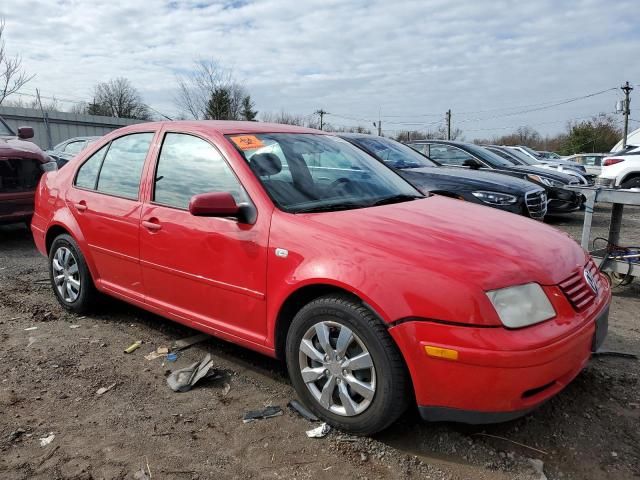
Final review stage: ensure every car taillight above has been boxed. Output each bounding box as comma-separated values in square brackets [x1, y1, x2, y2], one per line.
[603, 158, 624, 166]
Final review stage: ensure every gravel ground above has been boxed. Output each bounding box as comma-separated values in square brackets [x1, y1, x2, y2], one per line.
[0, 204, 638, 480]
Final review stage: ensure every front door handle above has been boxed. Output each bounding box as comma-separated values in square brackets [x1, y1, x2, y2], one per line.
[142, 218, 162, 231]
[75, 200, 87, 212]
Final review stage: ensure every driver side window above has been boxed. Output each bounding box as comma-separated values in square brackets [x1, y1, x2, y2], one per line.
[427, 145, 475, 166]
[153, 133, 248, 210]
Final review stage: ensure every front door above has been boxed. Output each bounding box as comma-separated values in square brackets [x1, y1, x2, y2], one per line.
[66, 132, 155, 298]
[139, 132, 269, 345]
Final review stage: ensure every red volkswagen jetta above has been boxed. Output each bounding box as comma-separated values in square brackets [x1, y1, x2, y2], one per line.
[31, 121, 610, 434]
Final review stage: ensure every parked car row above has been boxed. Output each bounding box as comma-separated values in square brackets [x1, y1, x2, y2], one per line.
[28, 120, 611, 435]
[46, 135, 100, 168]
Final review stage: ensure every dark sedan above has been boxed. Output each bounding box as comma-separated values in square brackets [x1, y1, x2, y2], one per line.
[339, 134, 547, 219]
[408, 140, 582, 214]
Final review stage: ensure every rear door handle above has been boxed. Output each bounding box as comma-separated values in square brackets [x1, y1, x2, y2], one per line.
[142, 219, 162, 231]
[75, 201, 87, 212]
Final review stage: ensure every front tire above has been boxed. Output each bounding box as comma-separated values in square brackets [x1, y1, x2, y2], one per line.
[49, 234, 97, 314]
[286, 294, 410, 435]
[621, 177, 640, 189]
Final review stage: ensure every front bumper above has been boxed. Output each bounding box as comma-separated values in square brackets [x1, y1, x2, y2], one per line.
[0, 191, 35, 224]
[389, 287, 611, 423]
[546, 186, 582, 214]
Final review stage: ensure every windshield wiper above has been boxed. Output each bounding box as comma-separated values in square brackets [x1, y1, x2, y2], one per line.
[370, 194, 422, 207]
[293, 201, 368, 213]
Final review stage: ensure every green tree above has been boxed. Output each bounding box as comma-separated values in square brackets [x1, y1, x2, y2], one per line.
[205, 87, 232, 120]
[559, 114, 621, 155]
[241, 95, 258, 121]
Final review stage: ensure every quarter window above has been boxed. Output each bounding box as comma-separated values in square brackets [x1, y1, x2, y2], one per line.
[153, 133, 248, 209]
[96, 133, 154, 200]
[64, 141, 85, 154]
[75, 145, 108, 190]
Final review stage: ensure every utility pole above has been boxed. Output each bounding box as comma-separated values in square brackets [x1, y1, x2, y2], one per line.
[621, 82, 633, 149]
[36, 89, 53, 149]
[315, 109, 327, 131]
[446, 109, 451, 140]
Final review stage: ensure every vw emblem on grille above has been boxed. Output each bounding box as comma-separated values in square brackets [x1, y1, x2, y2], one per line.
[584, 269, 598, 294]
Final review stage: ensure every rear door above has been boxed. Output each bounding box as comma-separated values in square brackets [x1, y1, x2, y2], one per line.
[139, 131, 269, 345]
[66, 132, 156, 299]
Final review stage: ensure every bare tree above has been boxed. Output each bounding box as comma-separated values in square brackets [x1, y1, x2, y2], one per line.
[0, 18, 35, 105]
[175, 60, 253, 120]
[260, 111, 320, 129]
[87, 78, 150, 119]
[4, 95, 61, 112]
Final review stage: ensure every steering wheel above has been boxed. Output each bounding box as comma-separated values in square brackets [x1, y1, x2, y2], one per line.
[329, 177, 357, 195]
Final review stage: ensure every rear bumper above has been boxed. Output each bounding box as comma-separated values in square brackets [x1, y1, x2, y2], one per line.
[389, 295, 610, 422]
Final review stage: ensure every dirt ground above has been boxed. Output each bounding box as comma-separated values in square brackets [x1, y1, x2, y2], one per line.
[1, 205, 638, 480]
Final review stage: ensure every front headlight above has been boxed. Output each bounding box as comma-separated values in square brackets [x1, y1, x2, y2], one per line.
[486, 283, 556, 328]
[471, 191, 518, 205]
[527, 174, 564, 188]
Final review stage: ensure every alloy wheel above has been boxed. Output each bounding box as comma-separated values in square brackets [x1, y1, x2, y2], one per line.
[52, 246, 81, 303]
[298, 320, 376, 416]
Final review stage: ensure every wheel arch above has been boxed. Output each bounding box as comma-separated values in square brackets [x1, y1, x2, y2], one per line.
[44, 217, 99, 283]
[273, 284, 388, 362]
[620, 171, 640, 186]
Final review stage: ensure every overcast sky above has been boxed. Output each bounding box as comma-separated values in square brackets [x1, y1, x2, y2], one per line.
[2, 0, 639, 139]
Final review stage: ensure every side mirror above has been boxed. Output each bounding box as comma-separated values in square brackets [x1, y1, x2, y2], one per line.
[463, 158, 481, 169]
[18, 126, 34, 139]
[189, 192, 240, 217]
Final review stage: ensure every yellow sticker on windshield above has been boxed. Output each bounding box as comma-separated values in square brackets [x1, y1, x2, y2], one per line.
[231, 135, 264, 151]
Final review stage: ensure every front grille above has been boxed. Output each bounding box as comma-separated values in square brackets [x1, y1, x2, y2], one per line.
[0, 158, 42, 193]
[525, 189, 548, 219]
[558, 260, 602, 311]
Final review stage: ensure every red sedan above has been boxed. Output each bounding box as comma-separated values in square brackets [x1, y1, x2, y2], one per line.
[31, 121, 611, 434]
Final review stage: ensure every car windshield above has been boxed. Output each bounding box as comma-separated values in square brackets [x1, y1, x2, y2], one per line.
[0, 118, 14, 136]
[350, 136, 438, 169]
[519, 145, 542, 158]
[229, 133, 422, 213]
[461, 143, 514, 167]
[504, 148, 538, 165]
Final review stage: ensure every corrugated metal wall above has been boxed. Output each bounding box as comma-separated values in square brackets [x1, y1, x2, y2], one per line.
[0, 106, 146, 150]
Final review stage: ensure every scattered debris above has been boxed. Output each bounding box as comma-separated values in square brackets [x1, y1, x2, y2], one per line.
[125, 340, 143, 354]
[171, 333, 209, 352]
[166, 353, 216, 392]
[473, 433, 548, 455]
[24, 326, 38, 331]
[165, 352, 178, 362]
[8, 428, 26, 442]
[243, 405, 284, 423]
[27, 336, 37, 347]
[145, 346, 170, 361]
[69, 324, 80, 329]
[133, 468, 151, 480]
[306, 423, 331, 438]
[39, 433, 55, 447]
[527, 458, 548, 480]
[222, 383, 231, 396]
[288, 400, 319, 421]
[96, 383, 117, 396]
[37, 445, 60, 468]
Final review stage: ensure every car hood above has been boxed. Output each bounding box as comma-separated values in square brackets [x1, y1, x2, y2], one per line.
[0, 136, 48, 162]
[297, 195, 585, 290]
[398, 166, 539, 193]
[506, 165, 575, 182]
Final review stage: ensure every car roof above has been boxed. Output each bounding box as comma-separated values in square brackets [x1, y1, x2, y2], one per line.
[114, 120, 322, 136]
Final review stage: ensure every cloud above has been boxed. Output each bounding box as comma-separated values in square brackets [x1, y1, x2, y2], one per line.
[1, 0, 638, 138]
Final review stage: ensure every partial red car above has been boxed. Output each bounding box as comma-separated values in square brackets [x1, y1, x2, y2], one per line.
[31, 121, 611, 434]
[0, 116, 56, 225]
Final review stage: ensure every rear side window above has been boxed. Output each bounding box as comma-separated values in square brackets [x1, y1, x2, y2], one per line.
[153, 133, 248, 209]
[96, 133, 154, 200]
[75, 145, 108, 190]
[428, 145, 474, 166]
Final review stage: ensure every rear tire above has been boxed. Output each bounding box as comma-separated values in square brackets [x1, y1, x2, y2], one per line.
[285, 294, 410, 435]
[49, 234, 97, 314]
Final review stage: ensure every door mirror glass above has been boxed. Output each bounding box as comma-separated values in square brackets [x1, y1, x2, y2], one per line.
[18, 126, 34, 139]
[189, 192, 240, 217]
